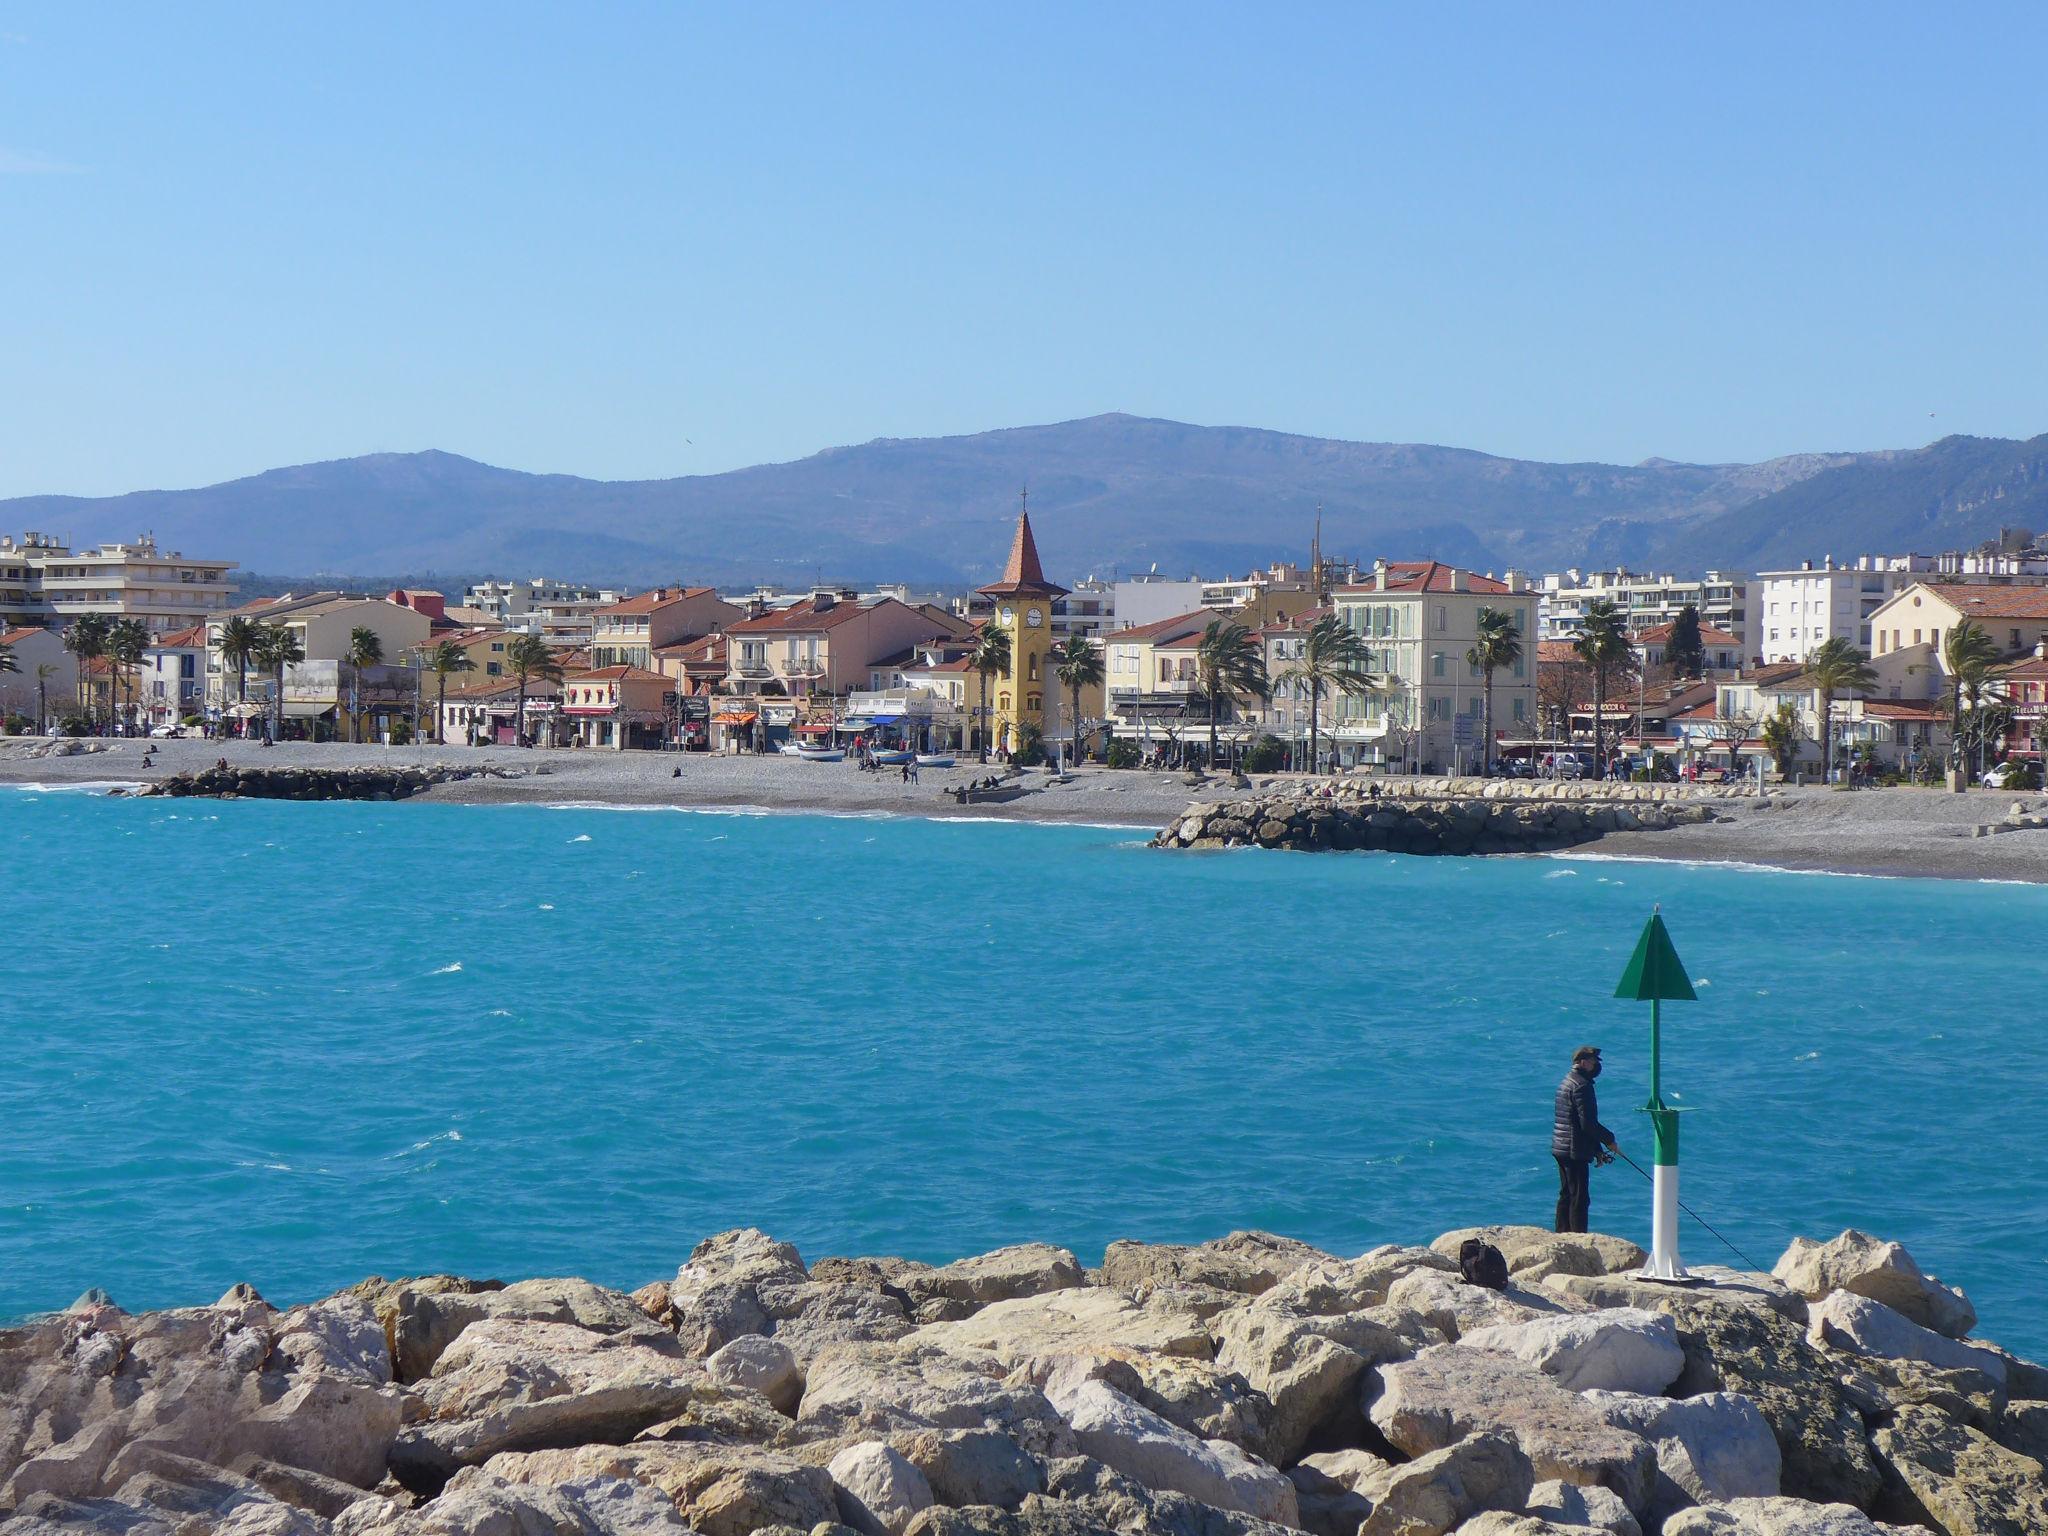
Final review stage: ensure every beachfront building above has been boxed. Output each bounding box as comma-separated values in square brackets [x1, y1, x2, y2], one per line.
[589, 588, 743, 670]
[437, 675, 564, 747]
[723, 589, 973, 704]
[139, 624, 208, 730]
[558, 666, 673, 750]
[0, 532, 238, 635]
[1330, 562, 1537, 773]
[651, 632, 729, 697]
[205, 594, 434, 734]
[1703, 653, 1948, 774]
[1538, 568, 1748, 652]
[1634, 620, 1745, 678]
[1753, 558, 1933, 663]
[0, 624, 75, 727]
[1102, 610, 1215, 748]
[426, 626, 520, 681]
[1869, 582, 2048, 662]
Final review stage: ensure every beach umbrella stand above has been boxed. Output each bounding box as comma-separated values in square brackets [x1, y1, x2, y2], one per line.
[1614, 906, 1698, 1282]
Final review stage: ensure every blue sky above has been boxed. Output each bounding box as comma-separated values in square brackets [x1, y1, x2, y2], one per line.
[3, 3, 2046, 497]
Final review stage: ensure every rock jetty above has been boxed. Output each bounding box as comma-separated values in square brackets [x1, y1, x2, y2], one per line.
[2, 1224, 2038, 1535]
[1155, 782, 1738, 855]
[140, 765, 462, 802]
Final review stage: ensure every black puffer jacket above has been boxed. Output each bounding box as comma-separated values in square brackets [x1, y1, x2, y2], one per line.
[1552, 1067, 1613, 1161]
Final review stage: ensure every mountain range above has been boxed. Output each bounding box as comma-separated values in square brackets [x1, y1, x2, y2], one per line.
[6, 414, 2047, 589]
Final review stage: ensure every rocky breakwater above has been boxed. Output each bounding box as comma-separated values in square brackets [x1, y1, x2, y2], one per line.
[139, 765, 461, 802]
[3, 1223, 2041, 1536]
[1156, 785, 1733, 855]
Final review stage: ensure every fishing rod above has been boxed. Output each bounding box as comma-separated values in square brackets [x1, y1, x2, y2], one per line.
[1608, 1145, 1769, 1273]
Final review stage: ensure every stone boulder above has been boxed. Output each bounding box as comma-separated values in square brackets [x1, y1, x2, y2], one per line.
[1542, 1270, 1805, 1326]
[1260, 1245, 1459, 1316]
[1367, 1346, 1656, 1514]
[333, 1470, 697, 1532]
[8, 1451, 336, 1536]
[707, 1333, 804, 1414]
[895, 1427, 1044, 1511]
[911, 1285, 1212, 1373]
[388, 1318, 704, 1489]
[1041, 1351, 1274, 1457]
[1035, 1453, 1307, 1536]
[903, 1245, 1087, 1311]
[1660, 1497, 1924, 1535]
[378, 1276, 676, 1383]
[757, 1279, 916, 1366]
[470, 1441, 840, 1536]
[1524, 1477, 1641, 1535]
[1044, 1376, 1298, 1526]
[1210, 1297, 1438, 1465]
[1286, 1459, 1375, 1536]
[1449, 1517, 1597, 1536]
[671, 1228, 810, 1359]
[1871, 1402, 2048, 1536]
[1356, 1432, 1535, 1536]
[1431, 1228, 1646, 1283]
[1585, 1391, 1780, 1523]
[1807, 1292, 2005, 1384]
[1771, 1231, 1975, 1340]
[1458, 1310, 1684, 1395]
[829, 1441, 936, 1536]
[1386, 1271, 1579, 1344]
[1098, 1233, 1331, 1296]
[798, 1340, 1073, 1456]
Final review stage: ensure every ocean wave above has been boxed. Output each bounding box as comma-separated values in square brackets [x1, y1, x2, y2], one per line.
[429, 962, 463, 976]
[0, 780, 149, 795]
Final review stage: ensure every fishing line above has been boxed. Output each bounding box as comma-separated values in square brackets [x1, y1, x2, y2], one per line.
[1609, 1146, 1770, 1272]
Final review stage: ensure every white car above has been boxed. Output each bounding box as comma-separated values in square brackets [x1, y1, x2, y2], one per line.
[149, 724, 193, 739]
[1982, 762, 2028, 789]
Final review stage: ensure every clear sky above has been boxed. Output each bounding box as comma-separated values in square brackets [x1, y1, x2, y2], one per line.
[4, 3, 2046, 498]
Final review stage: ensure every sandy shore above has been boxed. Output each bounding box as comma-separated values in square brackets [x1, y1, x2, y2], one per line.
[6, 736, 2048, 882]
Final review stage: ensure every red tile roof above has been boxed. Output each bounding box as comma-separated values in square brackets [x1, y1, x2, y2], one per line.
[1636, 620, 1742, 647]
[1859, 699, 1944, 721]
[1335, 561, 1512, 595]
[655, 634, 728, 664]
[1107, 610, 1215, 643]
[726, 597, 877, 633]
[0, 625, 53, 647]
[978, 511, 1066, 598]
[152, 625, 208, 649]
[1995, 654, 2048, 680]
[602, 587, 719, 616]
[1916, 583, 2048, 620]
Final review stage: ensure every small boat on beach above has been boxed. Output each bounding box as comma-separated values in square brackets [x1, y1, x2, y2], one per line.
[797, 746, 845, 762]
[915, 753, 956, 768]
[869, 748, 914, 765]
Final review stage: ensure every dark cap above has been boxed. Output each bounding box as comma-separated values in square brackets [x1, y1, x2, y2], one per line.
[1572, 1044, 1601, 1062]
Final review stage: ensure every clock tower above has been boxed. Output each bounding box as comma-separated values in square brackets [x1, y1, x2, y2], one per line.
[975, 491, 1066, 756]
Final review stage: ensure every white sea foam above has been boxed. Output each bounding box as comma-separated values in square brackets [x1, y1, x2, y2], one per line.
[538, 902, 555, 910]
[387, 1130, 464, 1159]
[1795, 1050, 1820, 1061]
[0, 780, 148, 795]
[430, 962, 463, 975]
[1544, 869, 1579, 878]
[568, 833, 592, 843]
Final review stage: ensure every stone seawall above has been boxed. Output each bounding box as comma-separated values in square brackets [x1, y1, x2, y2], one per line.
[1156, 790, 1727, 854]
[0, 1223, 2036, 1535]
[140, 764, 457, 801]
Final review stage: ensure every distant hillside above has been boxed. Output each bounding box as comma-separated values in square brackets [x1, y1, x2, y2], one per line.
[2, 414, 2035, 587]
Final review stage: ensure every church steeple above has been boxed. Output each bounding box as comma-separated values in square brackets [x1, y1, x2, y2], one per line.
[978, 488, 1066, 598]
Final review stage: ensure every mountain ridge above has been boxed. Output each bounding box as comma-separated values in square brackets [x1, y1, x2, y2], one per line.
[4, 414, 2043, 587]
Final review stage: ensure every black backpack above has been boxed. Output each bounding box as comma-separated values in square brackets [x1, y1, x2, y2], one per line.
[1458, 1239, 1510, 1291]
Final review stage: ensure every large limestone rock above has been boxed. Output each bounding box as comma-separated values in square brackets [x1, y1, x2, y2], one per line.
[1806, 1292, 2005, 1385]
[1450, 1518, 1601, 1536]
[388, 1318, 704, 1488]
[472, 1441, 840, 1536]
[671, 1228, 811, 1359]
[758, 1279, 916, 1366]
[1660, 1497, 1924, 1535]
[911, 1285, 1212, 1372]
[1655, 1293, 1883, 1509]
[1099, 1232, 1331, 1296]
[1586, 1391, 1780, 1523]
[1287, 1459, 1375, 1536]
[334, 1470, 698, 1532]
[829, 1441, 936, 1536]
[1524, 1477, 1641, 1535]
[378, 1276, 678, 1383]
[1209, 1294, 1435, 1465]
[1356, 1432, 1534, 1536]
[1543, 1270, 1805, 1327]
[1035, 1453, 1308, 1536]
[1431, 1227, 1646, 1283]
[1386, 1271, 1578, 1343]
[895, 1427, 1044, 1511]
[1367, 1346, 1656, 1514]
[1871, 1402, 2048, 1536]
[1458, 1310, 1684, 1395]
[706, 1333, 804, 1415]
[903, 1245, 1088, 1310]
[8, 1451, 337, 1536]
[1044, 1376, 1298, 1526]
[799, 1340, 1073, 1455]
[1772, 1231, 1976, 1340]
[1259, 1246, 1458, 1317]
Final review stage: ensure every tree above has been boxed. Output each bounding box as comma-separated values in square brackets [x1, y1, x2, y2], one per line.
[1940, 619, 1999, 782]
[968, 625, 1011, 762]
[505, 634, 562, 747]
[1051, 634, 1103, 765]
[107, 619, 150, 733]
[63, 613, 110, 725]
[344, 625, 385, 743]
[1465, 606, 1524, 774]
[251, 623, 304, 741]
[0, 640, 15, 679]
[1666, 604, 1707, 680]
[1194, 619, 1270, 769]
[1273, 613, 1381, 775]
[427, 639, 478, 743]
[1572, 600, 1636, 777]
[1805, 637, 1878, 782]
[35, 662, 56, 734]
[216, 615, 260, 736]
[1760, 704, 1801, 779]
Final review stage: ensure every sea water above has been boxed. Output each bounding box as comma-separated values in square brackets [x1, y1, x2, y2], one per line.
[3, 788, 2043, 1356]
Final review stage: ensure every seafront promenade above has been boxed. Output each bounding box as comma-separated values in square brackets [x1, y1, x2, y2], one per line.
[7, 735, 2048, 882]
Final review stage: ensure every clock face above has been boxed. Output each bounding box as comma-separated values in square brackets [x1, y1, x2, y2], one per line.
[1025, 607, 1043, 628]
[999, 606, 1016, 626]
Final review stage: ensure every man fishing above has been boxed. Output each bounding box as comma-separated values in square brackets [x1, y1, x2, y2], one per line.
[1552, 1044, 1619, 1234]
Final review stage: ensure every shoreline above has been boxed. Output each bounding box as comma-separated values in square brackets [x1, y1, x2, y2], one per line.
[8, 736, 2048, 883]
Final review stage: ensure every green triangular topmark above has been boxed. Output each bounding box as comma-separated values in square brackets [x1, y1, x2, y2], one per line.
[1614, 910, 1696, 1002]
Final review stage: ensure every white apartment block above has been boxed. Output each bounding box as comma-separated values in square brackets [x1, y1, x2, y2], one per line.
[1112, 562, 1316, 630]
[461, 579, 623, 641]
[1538, 568, 1747, 653]
[0, 531, 237, 635]
[1756, 552, 2048, 663]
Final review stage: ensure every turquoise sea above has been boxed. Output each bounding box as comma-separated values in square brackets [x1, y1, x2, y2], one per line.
[3, 788, 2044, 1357]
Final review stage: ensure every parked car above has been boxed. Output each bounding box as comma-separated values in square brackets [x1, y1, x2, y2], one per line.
[1982, 761, 2034, 789]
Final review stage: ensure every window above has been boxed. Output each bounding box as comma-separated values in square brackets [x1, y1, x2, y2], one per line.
[1429, 697, 1448, 720]
[1512, 698, 1526, 721]
[1436, 605, 1447, 631]
[1432, 652, 1446, 678]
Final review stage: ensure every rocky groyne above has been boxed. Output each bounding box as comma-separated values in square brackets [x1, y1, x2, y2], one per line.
[139, 765, 463, 802]
[1, 1224, 2037, 1535]
[1155, 786, 1734, 855]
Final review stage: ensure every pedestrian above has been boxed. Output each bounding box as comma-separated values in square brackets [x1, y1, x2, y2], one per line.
[1552, 1044, 1618, 1234]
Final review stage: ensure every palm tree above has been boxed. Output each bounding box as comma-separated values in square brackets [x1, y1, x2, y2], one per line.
[63, 613, 110, 726]
[1194, 619, 1270, 770]
[1759, 703, 1800, 780]
[505, 634, 562, 747]
[1940, 619, 1999, 782]
[34, 662, 56, 734]
[343, 625, 385, 743]
[217, 615, 260, 734]
[1805, 637, 1878, 783]
[968, 625, 1011, 762]
[251, 623, 304, 742]
[106, 619, 150, 734]
[1051, 634, 1103, 765]
[1273, 613, 1380, 775]
[1572, 600, 1635, 777]
[427, 639, 478, 743]
[1465, 606, 1524, 775]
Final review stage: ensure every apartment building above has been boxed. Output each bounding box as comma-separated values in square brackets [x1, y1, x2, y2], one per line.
[1330, 562, 1537, 772]
[1112, 562, 1319, 631]
[0, 532, 237, 634]
[139, 625, 208, 728]
[0, 624, 75, 724]
[721, 589, 972, 700]
[1538, 568, 1747, 652]
[588, 587, 743, 669]
[205, 594, 433, 730]
[1869, 583, 2048, 663]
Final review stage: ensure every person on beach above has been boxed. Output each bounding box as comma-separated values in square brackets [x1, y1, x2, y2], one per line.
[1552, 1044, 1618, 1234]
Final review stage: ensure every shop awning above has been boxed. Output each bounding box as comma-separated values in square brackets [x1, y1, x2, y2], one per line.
[228, 702, 267, 718]
[865, 714, 901, 725]
[794, 722, 833, 735]
[282, 701, 335, 718]
[711, 711, 758, 725]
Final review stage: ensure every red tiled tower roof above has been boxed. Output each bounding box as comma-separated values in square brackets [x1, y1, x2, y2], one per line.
[977, 507, 1066, 599]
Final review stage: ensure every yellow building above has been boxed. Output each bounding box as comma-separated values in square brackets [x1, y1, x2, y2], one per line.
[977, 506, 1066, 755]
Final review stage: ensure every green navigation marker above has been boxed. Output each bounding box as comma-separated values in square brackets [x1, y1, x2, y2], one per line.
[1615, 905, 1696, 1279]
